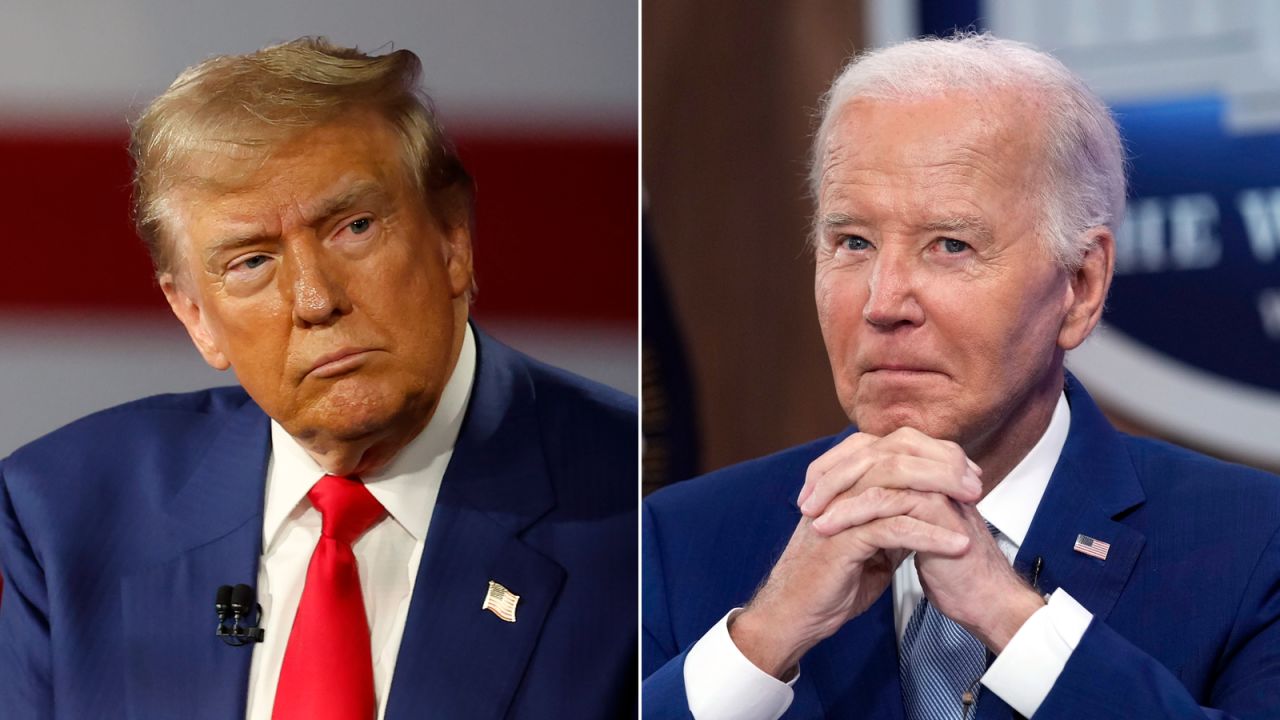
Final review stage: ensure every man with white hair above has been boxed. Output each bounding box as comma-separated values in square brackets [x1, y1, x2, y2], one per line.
[643, 34, 1280, 719]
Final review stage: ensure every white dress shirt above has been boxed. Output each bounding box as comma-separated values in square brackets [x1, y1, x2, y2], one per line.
[244, 325, 476, 720]
[683, 392, 1095, 719]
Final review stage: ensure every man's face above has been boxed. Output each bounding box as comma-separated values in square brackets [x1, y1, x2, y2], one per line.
[813, 90, 1075, 453]
[162, 114, 472, 451]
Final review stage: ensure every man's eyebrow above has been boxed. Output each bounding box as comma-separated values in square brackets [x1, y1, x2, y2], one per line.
[203, 232, 269, 264]
[820, 212, 863, 228]
[922, 216, 994, 242]
[304, 180, 391, 225]
[819, 213, 995, 241]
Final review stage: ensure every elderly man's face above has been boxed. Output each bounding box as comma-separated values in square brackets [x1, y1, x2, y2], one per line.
[161, 113, 471, 453]
[814, 90, 1079, 453]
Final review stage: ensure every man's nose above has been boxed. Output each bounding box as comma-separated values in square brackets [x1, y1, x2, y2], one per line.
[283, 243, 352, 327]
[863, 247, 924, 329]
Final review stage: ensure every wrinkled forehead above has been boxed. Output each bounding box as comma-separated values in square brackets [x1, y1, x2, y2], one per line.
[817, 88, 1051, 200]
[157, 117, 415, 233]
[164, 142, 277, 201]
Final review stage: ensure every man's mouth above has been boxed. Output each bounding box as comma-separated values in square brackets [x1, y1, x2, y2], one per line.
[307, 348, 376, 378]
[862, 363, 947, 380]
[867, 363, 937, 373]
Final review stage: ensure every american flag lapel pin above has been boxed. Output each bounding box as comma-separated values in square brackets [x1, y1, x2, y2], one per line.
[482, 580, 520, 622]
[1073, 534, 1111, 560]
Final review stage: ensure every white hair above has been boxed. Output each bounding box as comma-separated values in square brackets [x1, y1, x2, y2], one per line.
[811, 32, 1126, 271]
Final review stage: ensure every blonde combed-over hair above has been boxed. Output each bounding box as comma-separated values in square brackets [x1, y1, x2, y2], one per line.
[130, 37, 474, 274]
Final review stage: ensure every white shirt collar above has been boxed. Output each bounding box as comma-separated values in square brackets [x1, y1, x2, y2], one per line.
[976, 391, 1071, 548]
[262, 324, 477, 550]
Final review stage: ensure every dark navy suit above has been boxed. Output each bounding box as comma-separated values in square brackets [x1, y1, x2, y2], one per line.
[643, 377, 1280, 719]
[0, 329, 637, 719]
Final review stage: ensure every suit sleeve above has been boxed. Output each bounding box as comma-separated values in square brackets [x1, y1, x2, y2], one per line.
[0, 460, 55, 720]
[1033, 525, 1280, 720]
[642, 501, 697, 720]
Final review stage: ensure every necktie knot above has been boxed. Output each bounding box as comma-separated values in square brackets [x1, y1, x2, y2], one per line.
[308, 474, 384, 545]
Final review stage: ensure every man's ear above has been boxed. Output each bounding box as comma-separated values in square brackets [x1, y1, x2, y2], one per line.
[159, 272, 231, 371]
[443, 220, 475, 300]
[1058, 228, 1115, 351]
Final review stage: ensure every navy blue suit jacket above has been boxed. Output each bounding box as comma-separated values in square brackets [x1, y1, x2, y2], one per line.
[643, 377, 1280, 719]
[0, 329, 637, 719]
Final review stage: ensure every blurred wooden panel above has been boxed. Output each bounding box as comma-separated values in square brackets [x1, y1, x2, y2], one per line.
[643, 1, 864, 476]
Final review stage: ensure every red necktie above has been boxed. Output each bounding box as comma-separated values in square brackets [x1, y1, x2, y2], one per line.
[273, 474, 385, 720]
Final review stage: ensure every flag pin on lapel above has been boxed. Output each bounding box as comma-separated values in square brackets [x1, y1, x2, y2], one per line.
[1073, 534, 1110, 560]
[483, 580, 520, 622]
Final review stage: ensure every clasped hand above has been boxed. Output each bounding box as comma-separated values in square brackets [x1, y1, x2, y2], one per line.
[729, 428, 1044, 679]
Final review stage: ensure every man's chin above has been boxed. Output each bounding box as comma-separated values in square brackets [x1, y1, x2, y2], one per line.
[851, 402, 959, 440]
[283, 382, 418, 443]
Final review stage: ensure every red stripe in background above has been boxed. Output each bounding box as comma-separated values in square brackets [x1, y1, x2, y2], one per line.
[0, 130, 637, 325]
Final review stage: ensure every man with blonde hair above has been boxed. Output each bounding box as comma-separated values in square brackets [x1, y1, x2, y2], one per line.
[643, 33, 1280, 719]
[0, 38, 636, 719]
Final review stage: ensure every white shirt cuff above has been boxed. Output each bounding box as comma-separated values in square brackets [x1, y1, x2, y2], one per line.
[981, 588, 1093, 717]
[683, 609, 796, 720]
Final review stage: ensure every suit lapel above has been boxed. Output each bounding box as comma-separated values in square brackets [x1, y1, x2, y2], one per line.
[119, 397, 270, 720]
[966, 379, 1145, 720]
[969, 378, 1145, 720]
[1015, 375, 1146, 626]
[385, 330, 565, 720]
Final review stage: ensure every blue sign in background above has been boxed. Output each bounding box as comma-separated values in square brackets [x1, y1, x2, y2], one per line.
[1108, 98, 1280, 392]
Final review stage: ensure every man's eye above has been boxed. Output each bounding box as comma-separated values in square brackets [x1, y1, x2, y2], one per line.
[841, 235, 871, 251]
[241, 255, 269, 270]
[939, 238, 970, 254]
[349, 218, 372, 234]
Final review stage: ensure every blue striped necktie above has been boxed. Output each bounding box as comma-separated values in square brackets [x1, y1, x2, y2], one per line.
[899, 523, 999, 720]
